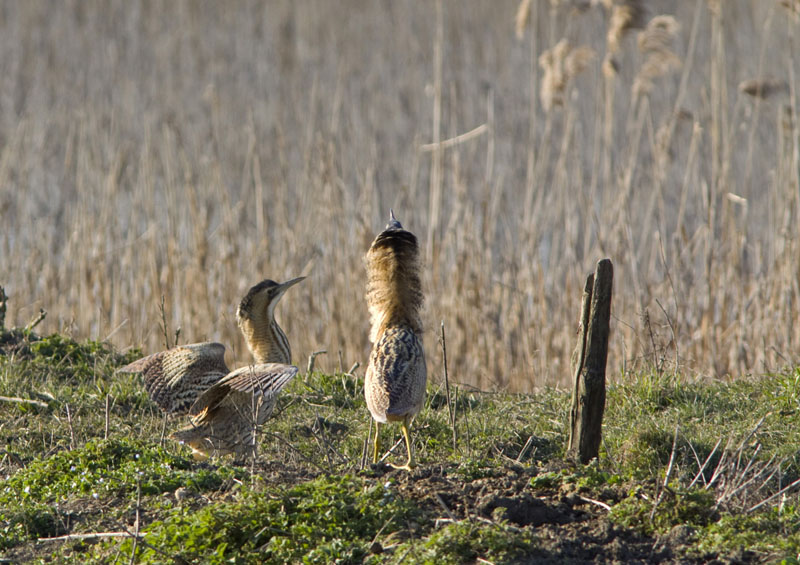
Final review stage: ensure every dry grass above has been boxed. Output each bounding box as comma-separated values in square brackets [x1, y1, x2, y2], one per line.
[1, 1, 798, 391]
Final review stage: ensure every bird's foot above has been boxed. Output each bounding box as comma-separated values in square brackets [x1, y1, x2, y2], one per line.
[388, 461, 416, 472]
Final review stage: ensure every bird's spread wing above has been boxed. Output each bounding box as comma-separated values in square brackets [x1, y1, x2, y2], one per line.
[118, 342, 229, 414]
[188, 363, 299, 416]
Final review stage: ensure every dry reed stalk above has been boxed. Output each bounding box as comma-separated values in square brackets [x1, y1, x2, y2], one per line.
[2, 1, 799, 389]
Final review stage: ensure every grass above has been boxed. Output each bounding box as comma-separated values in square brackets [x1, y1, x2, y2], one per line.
[1, 1, 798, 392]
[3, 330, 800, 563]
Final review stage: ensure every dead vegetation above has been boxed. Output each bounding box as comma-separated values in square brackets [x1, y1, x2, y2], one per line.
[0, 1, 798, 391]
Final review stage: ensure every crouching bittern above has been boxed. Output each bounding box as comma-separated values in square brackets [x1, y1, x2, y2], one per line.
[119, 277, 304, 457]
[365, 211, 426, 470]
[172, 363, 298, 459]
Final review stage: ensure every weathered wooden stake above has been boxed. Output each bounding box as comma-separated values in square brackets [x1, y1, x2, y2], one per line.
[568, 258, 613, 464]
[0, 285, 7, 329]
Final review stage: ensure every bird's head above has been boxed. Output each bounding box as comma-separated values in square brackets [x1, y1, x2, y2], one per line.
[237, 277, 305, 326]
[385, 209, 404, 231]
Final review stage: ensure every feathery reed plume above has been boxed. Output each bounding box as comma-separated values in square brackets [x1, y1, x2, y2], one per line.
[519, 0, 591, 38]
[606, 0, 647, 54]
[539, 39, 596, 111]
[632, 15, 681, 99]
[780, 0, 800, 21]
[515, 0, 532, 39]
[738, 79, 788, 100]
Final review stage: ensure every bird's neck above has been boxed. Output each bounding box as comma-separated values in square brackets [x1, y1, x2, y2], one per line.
[241, 316, 291, 364]
[371, 308, 422, 343]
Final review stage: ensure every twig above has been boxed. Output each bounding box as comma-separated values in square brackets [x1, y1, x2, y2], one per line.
[434, 493, 457, 522]
[269, 433, 326, 472]
[577, 495, 612, 512]
[516, 435, 535, 463]
[361, 418, 373, 470]
[307, 350, 327, 375]
[129, 477, 142, 565]
[25, 309, 47, 333]
[38, 532, 145, 542]
[440, 321, 456, 452]
[104, 394, 111, 440]
[120, 525, 189, 565]
[158, 295, 171, 350]
[159, 412, 168, 448]
[747, 477, 800, 513]
[65, 404, 76, 450]
[657, 231, 680, 371]
[0, 395, 50, 409]
[379, 437, 405, 463]
[663, 424, 680, 487]
[420, 123, 488, 151]
[650, 424, 679, 522]
[689, 438, 722, 488]
[434, 492, 458, 522]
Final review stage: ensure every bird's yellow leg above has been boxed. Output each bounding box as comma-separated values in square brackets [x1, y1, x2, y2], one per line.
[389, 420, 416, 471]
[372, 422, 382, 464]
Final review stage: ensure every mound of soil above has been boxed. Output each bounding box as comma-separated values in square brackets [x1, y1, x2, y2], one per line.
[367, 462, 720, 564]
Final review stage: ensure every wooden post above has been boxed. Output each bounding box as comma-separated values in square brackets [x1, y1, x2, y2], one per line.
[568, 259, 613, 464]
[0, 285, 7, 330]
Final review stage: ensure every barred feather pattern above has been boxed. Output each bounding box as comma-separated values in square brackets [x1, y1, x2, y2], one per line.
[364, 214, 427, 425]
[119, 278, 302, 418]
[237, 316, 291, 365]
[172, 363, 298, 458]
[118, 342, 229, 414]
[365, 326, 426, 423]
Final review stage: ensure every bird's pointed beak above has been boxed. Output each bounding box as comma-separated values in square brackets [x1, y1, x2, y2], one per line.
[386, 209, 403, 230]
[277, 276, 305, 295]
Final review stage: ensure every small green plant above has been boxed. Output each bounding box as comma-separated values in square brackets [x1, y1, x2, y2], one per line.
[610, 486, 718, 535]
[395, 519, 539, 565]
[102, 474, 420, 564]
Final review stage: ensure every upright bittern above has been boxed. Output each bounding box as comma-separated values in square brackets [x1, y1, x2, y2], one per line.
[364, 211, 426, 470]
[119, 277, 304, 458]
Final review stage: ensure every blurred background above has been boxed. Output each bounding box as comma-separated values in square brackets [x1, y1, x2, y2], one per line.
[1, 0, 798, 390]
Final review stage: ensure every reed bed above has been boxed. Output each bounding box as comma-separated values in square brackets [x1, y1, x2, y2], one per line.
[0, 0, 798, 391]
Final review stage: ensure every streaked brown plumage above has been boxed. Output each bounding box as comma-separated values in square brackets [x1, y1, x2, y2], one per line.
[118, 342, 229, 414]
[119, 277, 304, 414]
[171, 363, 298, 459]
[118, 277, 303, 458]
[365, 210, 426, 470]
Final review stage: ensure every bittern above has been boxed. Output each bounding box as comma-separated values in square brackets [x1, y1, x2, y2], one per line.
[171, 363, 298, 459]
[364, 211, 426, 471]
[119, 277, 304, 458]
[119, 277, 304, 414]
